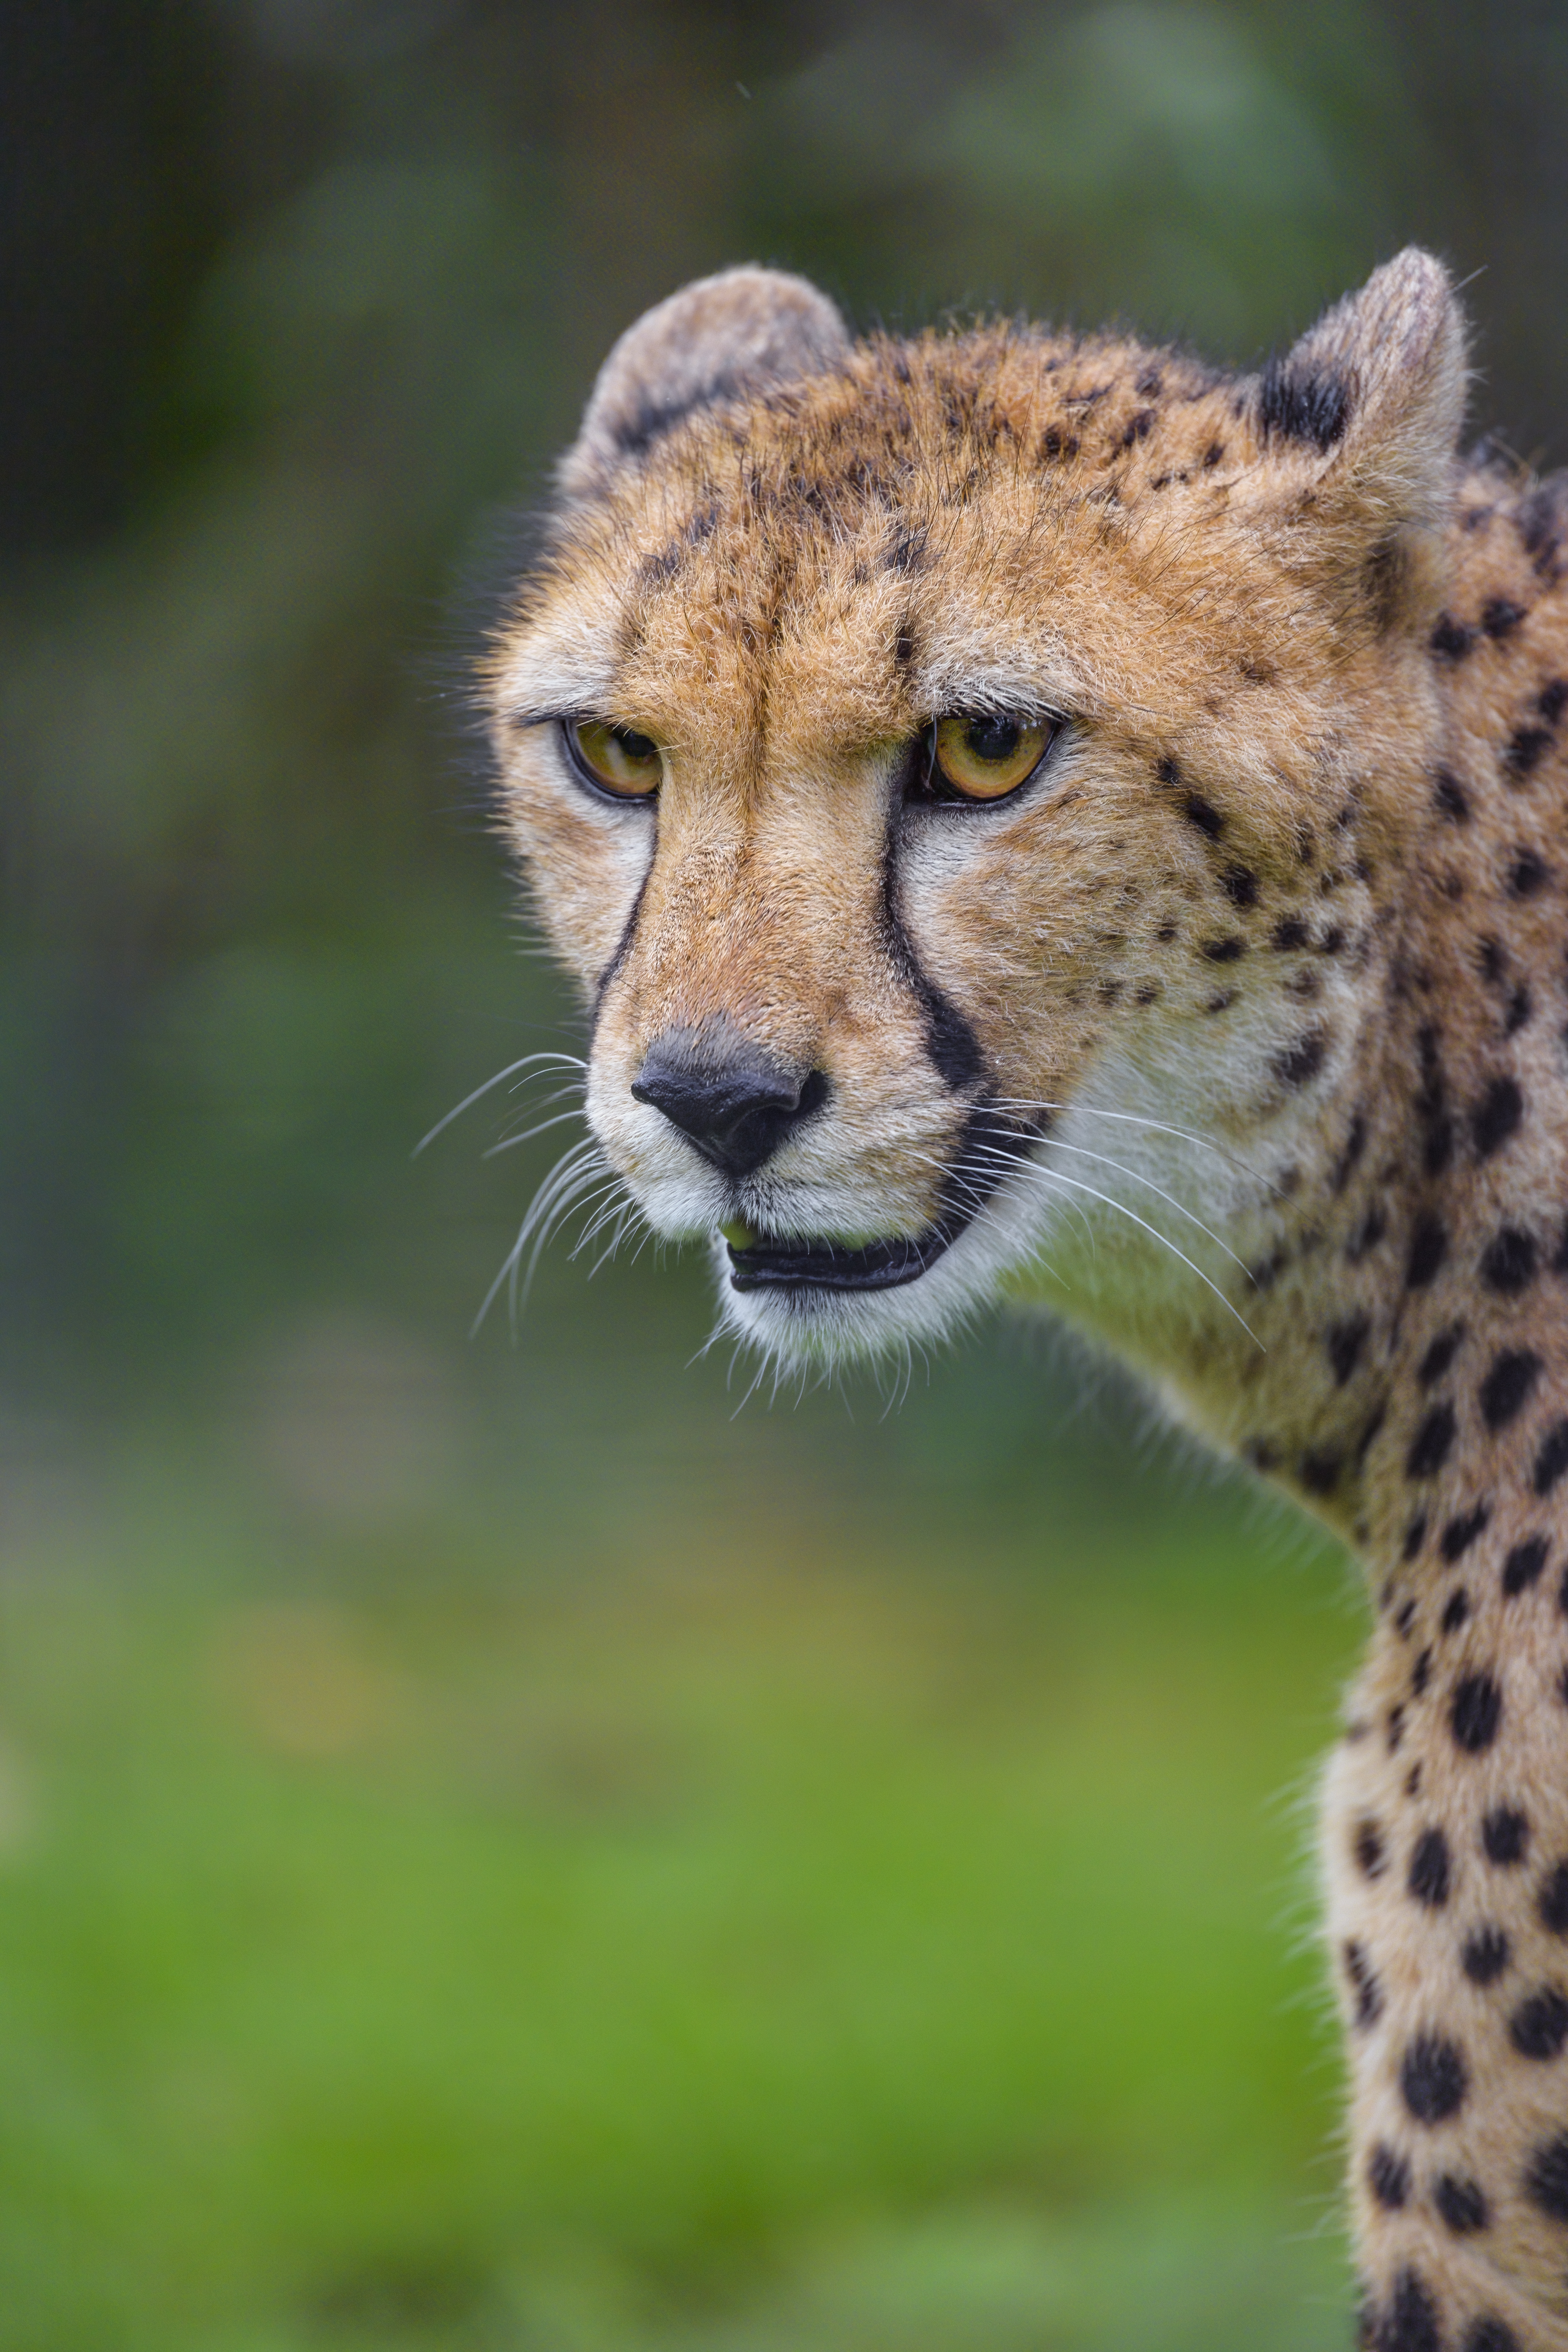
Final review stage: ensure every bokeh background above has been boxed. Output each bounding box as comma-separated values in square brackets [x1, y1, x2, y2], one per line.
[5, 3, 1568, 2345]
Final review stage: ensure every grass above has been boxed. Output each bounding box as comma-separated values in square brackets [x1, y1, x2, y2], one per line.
[0, 1397, 1366, 2351]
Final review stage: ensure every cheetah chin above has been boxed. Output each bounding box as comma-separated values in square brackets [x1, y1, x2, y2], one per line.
[484, 250, 1568, 2348]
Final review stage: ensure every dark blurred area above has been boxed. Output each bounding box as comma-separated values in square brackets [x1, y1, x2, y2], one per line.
[4, 7, 1568, 2348]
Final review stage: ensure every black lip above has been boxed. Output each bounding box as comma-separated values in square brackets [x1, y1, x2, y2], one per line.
[726, 1105, 1045, 1294]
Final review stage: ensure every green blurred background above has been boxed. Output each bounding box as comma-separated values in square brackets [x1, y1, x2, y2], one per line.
[4, 3, 1568, 2344]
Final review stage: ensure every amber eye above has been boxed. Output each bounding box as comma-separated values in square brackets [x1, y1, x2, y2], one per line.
[931, 713, 1054, 801]
[565, 718, 662, 799]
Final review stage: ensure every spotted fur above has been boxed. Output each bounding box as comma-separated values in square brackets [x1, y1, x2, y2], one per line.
[486, 253, 1568, 2348]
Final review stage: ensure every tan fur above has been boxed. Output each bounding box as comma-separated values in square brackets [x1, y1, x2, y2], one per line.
[486, 254, 1568, 2350]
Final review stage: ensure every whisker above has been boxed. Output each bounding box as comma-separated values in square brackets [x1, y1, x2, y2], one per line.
[414, 1051, 586, 1157]
[987, 1097, 1276, 1189]
[482, 1106, 589, 1159]
[1008, 1164, 1260, 1344]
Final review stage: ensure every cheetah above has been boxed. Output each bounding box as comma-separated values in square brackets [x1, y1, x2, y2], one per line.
[483, 251, 1568, 2349]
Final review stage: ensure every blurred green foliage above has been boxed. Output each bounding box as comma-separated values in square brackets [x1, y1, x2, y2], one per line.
[5, 1, 1568, 2343]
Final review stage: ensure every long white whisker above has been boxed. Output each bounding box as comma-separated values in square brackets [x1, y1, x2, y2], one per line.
[1010, 1164, 1260, 1343]
[414, 1051, 586, 1157]
[956, 1133, 1251, 1275]
[987, 1097, 1276, 1188]
[482, 1107, 588, 1159]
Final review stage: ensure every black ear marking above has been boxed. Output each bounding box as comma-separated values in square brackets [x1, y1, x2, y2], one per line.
[1256, 357, 1352, 452]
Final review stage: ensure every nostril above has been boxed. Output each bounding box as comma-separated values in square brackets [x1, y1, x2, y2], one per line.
[631, 1027, 830, 1179]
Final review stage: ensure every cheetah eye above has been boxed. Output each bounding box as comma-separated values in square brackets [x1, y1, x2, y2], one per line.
[922, 713, 1057, 803]
[563, 718, 662, 800]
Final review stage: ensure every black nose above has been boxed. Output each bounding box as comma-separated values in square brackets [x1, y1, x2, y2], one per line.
[631, 1025, 829, 1179]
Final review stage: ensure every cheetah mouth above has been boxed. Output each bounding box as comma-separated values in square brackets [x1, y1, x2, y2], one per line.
[725, 1106, 1044, 1294]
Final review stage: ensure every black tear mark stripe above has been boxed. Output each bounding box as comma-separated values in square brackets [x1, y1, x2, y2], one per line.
[880, 839, 985, 1092]
[591, 869, 652, 1027]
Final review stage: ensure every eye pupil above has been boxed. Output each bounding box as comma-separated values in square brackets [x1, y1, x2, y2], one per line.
[966, 716, 1019, 763]
[615, 727, 656, 761]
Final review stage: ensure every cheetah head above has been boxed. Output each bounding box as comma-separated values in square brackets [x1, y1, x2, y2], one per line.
[485, 253, 1467, 1372]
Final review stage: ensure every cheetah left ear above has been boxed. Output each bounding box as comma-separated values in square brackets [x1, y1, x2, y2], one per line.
[1239, 248, 1469, 630]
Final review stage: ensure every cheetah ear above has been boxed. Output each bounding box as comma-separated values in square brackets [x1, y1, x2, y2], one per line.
[1239, 248, 1469, 629]
[557, 266, 850, 504]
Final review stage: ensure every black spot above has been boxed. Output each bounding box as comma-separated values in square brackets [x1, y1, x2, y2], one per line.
[1369, 2143, 1410, 2208]
[1401, 1518, 1427, 1565]
[1343, 1937, 1383, 2027]
[1440, 1588, 1470, 1635]
[1318, 925, 1347, 955]
[1451, 1673, 1502, 1753]
[1435, 2172, 1489, 2235]
[1504, 984, 1532, 1036]
[1409, 1827, 1452, 1906]
[1202, 936, 1245, 962]
[1542, 676, 1568, 723]
[1430, 615, 1475, 662]
[1135, 365, 1164, 397]
[1273, 1029, 1327, 1087]
[1556, 1219, 1568, 1276]
[1510, 1986, 1568, 2059]
[1480, 1350, 1541, 1432]
[1540, 1860, 1568, 1936]
[1534, 1420, 1568, 1497]
[1400, 2033, 1466, 2123]
[1154, 923, 1177, 943]
[1418, 1328, 1464, 1387]
[1411, 1647, 1432, 1696]
[1256, 356, 1350, 451]
[1300, 1448, 1341, 1496]
[1503, 724, 1551, 779]
[1462, 2320, 1519, 2352]
[1406, 1217, 1447, 1290]
[1220, 863, 1257, 906]
[1406, 1404, 1456, 1480]
[1375, 2265, 1440, 2352]
[1202, 439, 1225, 467]
[1155, 755, 1181, 787]
[1332, 1114, 1368, 1192]
[1271, 915, 1309, 950]
[1387, 1704, 1405, 1753]
[1480, 1227, 1537, 1293]
[1119, 406, 1155, 447]
[1471, 1075, 1523, 1157]
[1440, 1505, 1489, 1561]
[1328, 1314, 1371, 1386]
[1483, 595, 1526, 639]
[1525, 2131, 1568, 2222]
[1173, 792, 1224, 846]
[1509, 848, 1550, 896]
[1483, 1807, 1530, 1865]
[1203, 990, 1235, 1015]
[1348, 1205, 1386, 1261]
[1462, 1925, 1511, 1984]
[1355, 1819, 1387, 1879]
[893, 623, 917, 671]
[1502, 1534, 1548, 1596]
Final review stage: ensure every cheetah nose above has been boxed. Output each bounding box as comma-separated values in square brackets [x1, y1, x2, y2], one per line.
[632, 1024, 830, 1180]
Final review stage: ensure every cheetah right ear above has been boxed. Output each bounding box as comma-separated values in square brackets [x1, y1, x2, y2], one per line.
[1238, 248, 1470, 629]
[557, 266, 850, 505]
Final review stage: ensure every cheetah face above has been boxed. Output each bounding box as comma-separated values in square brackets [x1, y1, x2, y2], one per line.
[487, 257, 1463, 1369]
